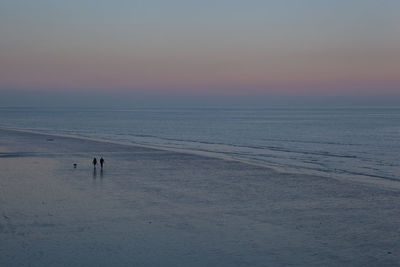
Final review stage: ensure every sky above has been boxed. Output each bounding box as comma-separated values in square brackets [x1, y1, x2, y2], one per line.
[0, 0, 399, 105]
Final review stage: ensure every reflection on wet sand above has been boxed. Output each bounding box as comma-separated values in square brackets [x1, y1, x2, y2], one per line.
[2, 128, 400, 267]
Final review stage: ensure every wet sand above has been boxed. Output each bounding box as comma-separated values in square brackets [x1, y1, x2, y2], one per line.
[1, 128, 400, 266]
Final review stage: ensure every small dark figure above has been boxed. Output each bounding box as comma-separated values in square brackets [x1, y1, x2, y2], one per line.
[73, 163, 77, 168]
[92, 157, 97, 168]
[100, 157, 104, 168]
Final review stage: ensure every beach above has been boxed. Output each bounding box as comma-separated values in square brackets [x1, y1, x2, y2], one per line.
[1, 128, 400, 266]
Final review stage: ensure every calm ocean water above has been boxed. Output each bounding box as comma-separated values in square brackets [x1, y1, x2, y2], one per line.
[1, 107, 399, 181]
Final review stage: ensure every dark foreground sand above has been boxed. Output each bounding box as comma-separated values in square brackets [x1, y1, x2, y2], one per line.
[0, 128, 399, 266]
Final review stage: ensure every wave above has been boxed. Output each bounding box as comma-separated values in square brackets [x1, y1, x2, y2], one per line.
[1, 126, 399, 186]
[111, 133, 360, 160]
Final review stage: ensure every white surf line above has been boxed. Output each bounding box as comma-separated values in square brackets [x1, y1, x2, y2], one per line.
[2, 126, 400, 190]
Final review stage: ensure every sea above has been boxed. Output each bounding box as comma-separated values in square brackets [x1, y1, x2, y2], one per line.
[0, 106, 399, 182]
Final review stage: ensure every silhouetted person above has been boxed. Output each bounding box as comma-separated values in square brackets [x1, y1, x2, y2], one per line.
[100, 157, 104, 168]
[92, 157, 97, 168]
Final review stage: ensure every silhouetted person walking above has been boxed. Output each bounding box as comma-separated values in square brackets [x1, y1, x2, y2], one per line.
[92, 157, 97, 168]
[100, 157, 104, 168]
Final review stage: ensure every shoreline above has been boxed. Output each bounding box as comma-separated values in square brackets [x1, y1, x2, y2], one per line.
[1, 127, 400, 266]
[1, 126, 399, 190]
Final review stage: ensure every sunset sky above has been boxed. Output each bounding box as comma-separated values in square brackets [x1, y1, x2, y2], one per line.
[0, 0, 399, 103]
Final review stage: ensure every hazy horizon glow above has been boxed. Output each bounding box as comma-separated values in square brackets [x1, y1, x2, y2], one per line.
[1, 0, 399, 97]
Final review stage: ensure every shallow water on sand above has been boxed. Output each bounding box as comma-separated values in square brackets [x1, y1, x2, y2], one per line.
[1, 129, 400, 266]
[0, 107, 399, 182]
